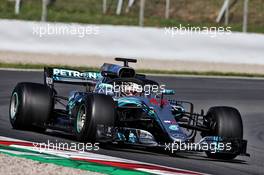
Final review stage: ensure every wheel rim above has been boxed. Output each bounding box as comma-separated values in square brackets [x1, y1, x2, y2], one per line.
[10, 92, 19, 120]
[76, 104, 86, 133]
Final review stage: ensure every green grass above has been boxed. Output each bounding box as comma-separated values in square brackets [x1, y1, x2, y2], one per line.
[1, 62, 264, 78]
[0, 62, 98, 71]
[0, 0, 263, 33]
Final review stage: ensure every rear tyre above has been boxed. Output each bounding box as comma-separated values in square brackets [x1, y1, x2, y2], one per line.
[203, 106, 243, 160]
[73, 94, 115, 142]
[9, 82, 53, 131]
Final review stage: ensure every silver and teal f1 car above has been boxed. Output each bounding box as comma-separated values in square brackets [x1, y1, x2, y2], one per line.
[9, 58, 249, 159]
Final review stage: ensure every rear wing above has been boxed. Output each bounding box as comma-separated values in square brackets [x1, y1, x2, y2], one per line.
[44, 67, 102, 87]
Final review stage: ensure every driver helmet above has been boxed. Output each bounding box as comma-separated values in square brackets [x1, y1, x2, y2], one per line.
[120, 82, 142, 96]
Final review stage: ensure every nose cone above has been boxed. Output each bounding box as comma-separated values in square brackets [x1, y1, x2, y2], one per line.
[165, 123, 188, 143]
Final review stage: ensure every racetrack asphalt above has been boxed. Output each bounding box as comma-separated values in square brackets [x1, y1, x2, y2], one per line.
[0, 70, 263, 175]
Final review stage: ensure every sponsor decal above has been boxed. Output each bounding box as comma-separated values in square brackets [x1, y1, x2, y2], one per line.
[164, 120, 177, 124]
[164, 120, 171, 124]
[169, 125, 179, 131]
[53, 69, 100, 79]
[149, 98, 168, 106]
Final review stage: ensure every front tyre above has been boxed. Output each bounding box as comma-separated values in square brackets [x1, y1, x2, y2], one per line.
[204, 106, 243, 160]
[73, 94, 115, 142]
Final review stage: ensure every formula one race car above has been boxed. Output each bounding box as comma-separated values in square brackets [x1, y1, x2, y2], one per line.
[9, 58, 249, 159]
